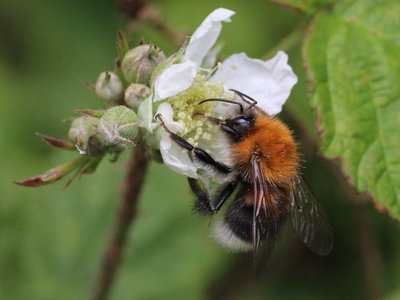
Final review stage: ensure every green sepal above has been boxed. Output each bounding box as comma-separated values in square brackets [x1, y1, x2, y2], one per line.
[14, 156, 89, 187]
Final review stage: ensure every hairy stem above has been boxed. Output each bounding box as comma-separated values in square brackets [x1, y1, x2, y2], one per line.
[92, 147, 148, 300]
[125, 4, 186, 47]
[140, 6, 186, 47]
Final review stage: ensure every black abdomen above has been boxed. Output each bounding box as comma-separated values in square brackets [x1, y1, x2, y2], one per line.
[225, 199, 288, 244]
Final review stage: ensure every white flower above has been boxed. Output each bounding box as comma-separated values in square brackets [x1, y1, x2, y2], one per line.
[150, 8, 298, 178]
[183, 8, 235, 66]
[209, 51, 297, 115]
[156, 102, 198, 178]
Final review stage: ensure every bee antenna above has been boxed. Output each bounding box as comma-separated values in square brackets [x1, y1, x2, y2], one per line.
[199, 98, 243, 113]
[229, 89, 258, 108]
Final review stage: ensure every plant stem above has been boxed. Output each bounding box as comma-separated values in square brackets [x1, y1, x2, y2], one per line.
[91, 147, 148, 300]
[140, 5, 186, 46]
[126, 4, 186, 47]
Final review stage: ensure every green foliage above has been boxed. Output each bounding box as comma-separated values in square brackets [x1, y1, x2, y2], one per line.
[2, 0, 400, 299]
[303, 0, 400, 218]
[269, 0, 334, 14]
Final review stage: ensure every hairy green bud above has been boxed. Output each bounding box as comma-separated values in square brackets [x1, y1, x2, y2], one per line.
[68, 116, 99, 152]
[121, 45, 166, 85]
[95, 71, 124, 103]
[125, 83, 151, 110]
[97, 106, 138, 151]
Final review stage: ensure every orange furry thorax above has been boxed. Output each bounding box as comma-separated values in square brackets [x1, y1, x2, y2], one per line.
[231, 113, 299, 186]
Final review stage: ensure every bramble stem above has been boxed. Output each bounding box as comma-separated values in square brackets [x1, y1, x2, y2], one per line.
[91, 147, 148, 300]
[137, 5, 186, 46]
[122, 3, 186, 47]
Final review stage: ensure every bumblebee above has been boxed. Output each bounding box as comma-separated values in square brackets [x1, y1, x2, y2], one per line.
[156, 90, 333, 256]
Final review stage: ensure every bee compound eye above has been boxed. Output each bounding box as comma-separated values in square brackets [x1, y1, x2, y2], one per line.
[232, 117, 251, 130]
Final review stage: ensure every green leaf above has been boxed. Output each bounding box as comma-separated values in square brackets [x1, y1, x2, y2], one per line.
[303, 0, 400, 218]
[269, 0, 334, 14]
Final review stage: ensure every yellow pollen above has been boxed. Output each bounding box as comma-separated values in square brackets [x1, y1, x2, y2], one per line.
[166, 74, 233, 143]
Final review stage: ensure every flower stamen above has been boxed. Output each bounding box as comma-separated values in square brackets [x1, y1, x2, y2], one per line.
[165, 74, 234, 145]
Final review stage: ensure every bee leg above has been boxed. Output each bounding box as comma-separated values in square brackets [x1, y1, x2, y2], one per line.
[193, 113, 240, 140]
[213, 180, 238, 211]
[188, 178, 213, 215]
[188, 178, 237, 215]
[155, 114, 231, 174]
[192, 113, 222, 126]
[229, 89, 258, 107]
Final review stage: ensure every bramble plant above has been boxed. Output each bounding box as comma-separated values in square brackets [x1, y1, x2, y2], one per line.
[13, 1, 400, 299]
[16, 8, 298, 188]
[16, 3, 400, 219]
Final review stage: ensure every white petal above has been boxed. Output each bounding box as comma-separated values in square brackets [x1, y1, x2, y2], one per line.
[155, 102, 198, 178]
[184, 8, 235, 66]
[154, 60, 197, 102]
[159, 135, 199, 178]
[155, 102, 184, 133]
[210, 51, 298, 115]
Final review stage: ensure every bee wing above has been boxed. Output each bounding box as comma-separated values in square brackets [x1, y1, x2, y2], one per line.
[250, 157, 265, 255]
[250, 155, 277, 257]
[290, 176, 333, 255]
[251, 157, 268, 218]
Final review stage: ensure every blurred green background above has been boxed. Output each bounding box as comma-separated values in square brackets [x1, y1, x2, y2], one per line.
[1, 0, 399, 299]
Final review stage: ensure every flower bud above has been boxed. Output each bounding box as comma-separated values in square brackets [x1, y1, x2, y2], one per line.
[95, 71, 124, 103]
[121, 44, 166, 85]
[97, 106, 138, 151]
[68, 116, 103, 155]
[85, 135, 107, 157]
[68, 116, 98, 145]
[124, 83, 151, 110]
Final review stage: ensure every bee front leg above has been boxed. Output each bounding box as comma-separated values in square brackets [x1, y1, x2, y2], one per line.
[155, 114, 231, 174]
[188, 178, 238, 215]
[193, 113, 240, 140]
[192, 113, 222, 126]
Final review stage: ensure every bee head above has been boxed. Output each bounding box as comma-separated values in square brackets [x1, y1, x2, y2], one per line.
[197, 94, 258, 140]
[225, 115, 255, 135]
